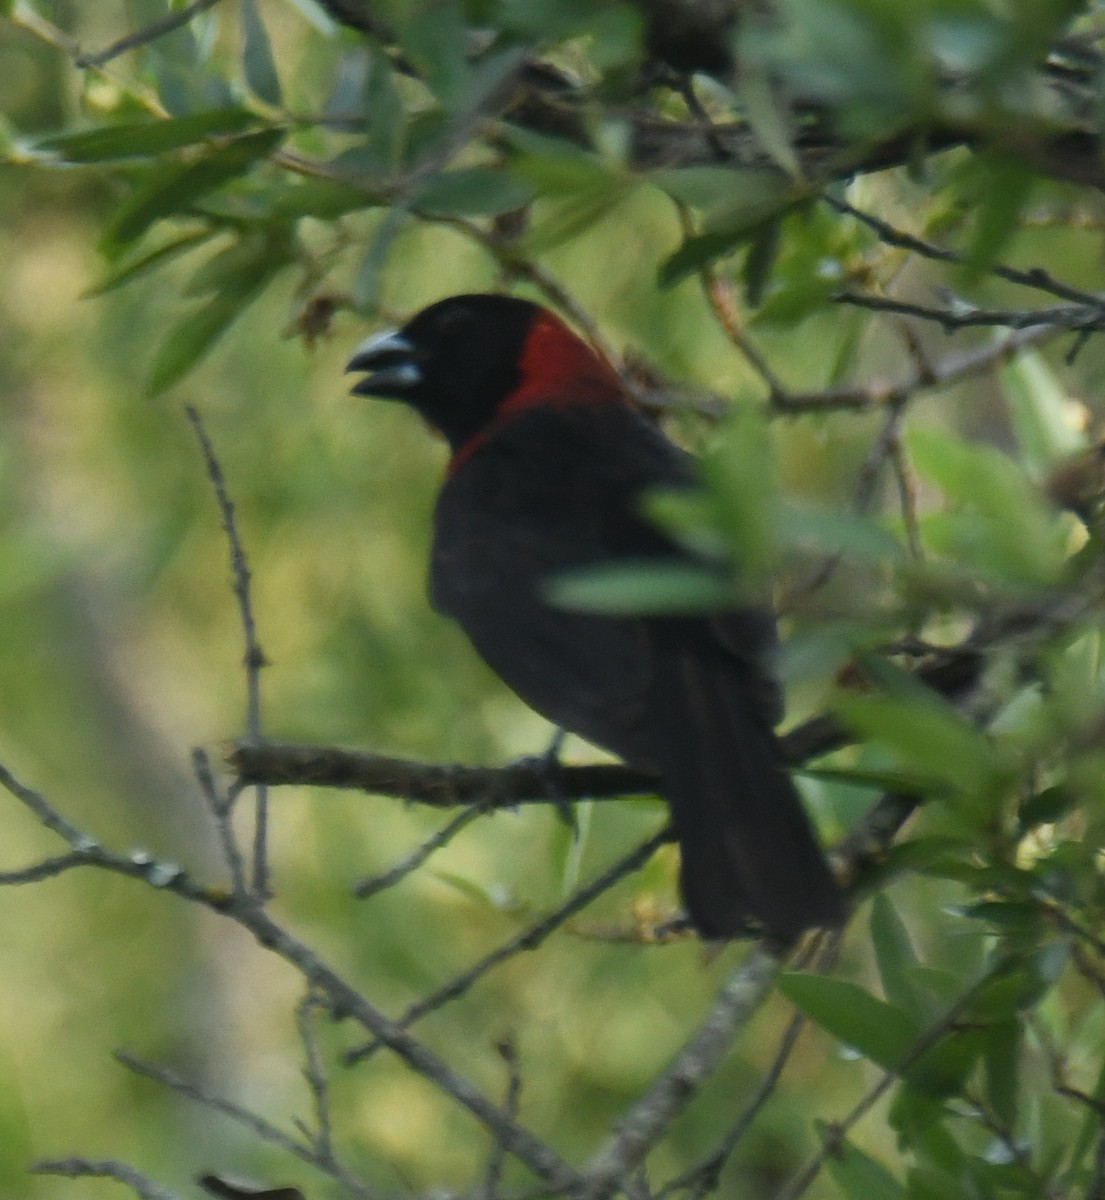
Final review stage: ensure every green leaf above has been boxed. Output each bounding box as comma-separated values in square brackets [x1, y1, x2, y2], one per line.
[268, 179, 374, 220]
[742, 217, 781, 307]
[870, 895, 922, 1017]
[640, 486, 729, 562]
[908, 426, 1067, 589]
[835, 690, 1004, 809]
[181, 229, 294, 297]
[353, 208, 408, 311]
[240, 0, 283, 107]
[82, 230, 214, 297]
[819, 1127, 907, 1200]
[982, 1017, 1020, 1128]
[699, 405, 777, 585]
[740, 64, 802, 179]
[964, 154, 1035, 279]
[546, 561, 734, 616]
[1002, 351, 1087, 477]
[398, 0, 470, 107]
[33, 108, 258, 162]
[414, 167, 533, 218]
[780, 501, 905, 566]
[102, 127, 285, 252]
[779, 974, 919, 1068]
[145, 287, 257, 397]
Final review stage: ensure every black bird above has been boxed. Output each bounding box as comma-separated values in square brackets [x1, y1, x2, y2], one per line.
[347, 293, 845, 940]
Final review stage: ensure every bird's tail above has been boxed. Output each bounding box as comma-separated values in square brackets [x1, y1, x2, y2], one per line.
[648, 649, 846, 941]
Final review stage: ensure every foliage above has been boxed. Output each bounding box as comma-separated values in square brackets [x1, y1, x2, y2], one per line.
[3, 1, 1105, 1199]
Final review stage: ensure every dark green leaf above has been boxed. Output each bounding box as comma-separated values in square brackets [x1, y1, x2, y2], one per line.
[835, 686, 1005, 808]
[103, 127, 285, 252]
[414, 167, 533, 218]
[871, 895, 922, 1017]
[399, 0, 470, 107]
[34, 109, 258, 162]
[353, 208, 408, 311]
[818, 1127, 907, 1200]
[145, 285, 260, 397]
[779, 973, 919, 1068]
[182, 229, 294, 298]
[268, 180, 375, 220]
[240, 0, 283, 107]
[82, 230, 215, 297]
[742, 218, 781, 307]
[982, 1018, 1021, 1128]
[964, 153, 1034, 279]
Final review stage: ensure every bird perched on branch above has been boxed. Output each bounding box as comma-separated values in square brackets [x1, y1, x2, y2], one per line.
[347, 293, 845, 941]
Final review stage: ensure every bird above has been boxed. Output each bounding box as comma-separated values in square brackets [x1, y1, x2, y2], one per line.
[346, 293, 846, 941]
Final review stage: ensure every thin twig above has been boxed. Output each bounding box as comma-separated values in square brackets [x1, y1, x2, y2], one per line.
[580, 945, 783, 1200]
[834, 290, 1104, 333]
[34, 1158, 181, 1200]
[75, 0, 225, 69]
[0, 760, 577, 1189]
[826, 194, 1105, 306]
[295, 991, 337, 1165]
[115, 1051, 380, 1199]
[185, 406, 270, 897]
[354, 803, 485, 898]
[344, 829, 671, 1066]
[484, 1036, 524, 1200]
[192, 746, 248, 894]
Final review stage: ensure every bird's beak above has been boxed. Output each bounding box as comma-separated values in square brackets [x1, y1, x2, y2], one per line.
[346, 330, 421, 396]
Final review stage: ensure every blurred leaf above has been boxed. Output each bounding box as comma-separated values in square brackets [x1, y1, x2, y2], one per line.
[981, 1017, 1020, 1128]
[145, 286, 259, 397]
[415, 167, 533, 217]
[779, 973, 919, 1068]
[835, 665, 1005, 808]
[909, 426, 1068, 588]
[819, 1127, 907, 1200]
[964, 154, 1034, 278]
[240, 0, 283, 107]
[640, 486, 729, 561]
[102, 127, 285, 253]
[143, 230, 290, 397]
[353, 207, 408, 311]
[182, 228, 294, 297]
[1002, 351, 1087, 477]
[399, 1, 470, 107]
[546, 560, 733, 616]
[871, 895, 921, 1017]
[742, 218, 781, 307]
[283, 0, 337, 33]
[267, 179, 374, 220]
[1018, 785, 1074, 832]
[780, 500, 905, 565]
[657, 172, 809, 287]
[33, 109, 259, 162]
[740, 63, 802, 179]
[699, 405, 777, 586]
[82, 230, 215, 297]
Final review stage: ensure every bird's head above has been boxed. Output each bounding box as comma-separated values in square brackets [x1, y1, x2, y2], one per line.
[346, 293, 624, 453]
